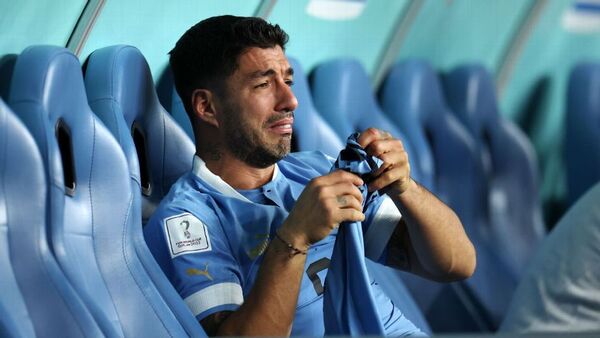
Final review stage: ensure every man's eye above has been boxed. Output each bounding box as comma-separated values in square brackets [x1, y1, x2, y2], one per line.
[255, 82, 269, 88]
[285, 80, 294, 86]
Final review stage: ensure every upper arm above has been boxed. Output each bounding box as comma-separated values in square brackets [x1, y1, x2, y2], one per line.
[200, 311, 233, 336]
[386, 219, 442, 280]
[362, 194, 428, 277]
[158, 211, 245, 321]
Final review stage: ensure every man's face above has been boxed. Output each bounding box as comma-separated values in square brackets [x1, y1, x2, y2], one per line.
[217, 46, 298, 168]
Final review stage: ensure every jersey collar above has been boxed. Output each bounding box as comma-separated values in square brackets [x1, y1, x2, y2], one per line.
[192, 155, 279, 202]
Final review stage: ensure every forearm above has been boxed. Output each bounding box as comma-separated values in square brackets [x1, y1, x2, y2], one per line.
[216, 236, 306, 336]
[390, 179, 476, 281]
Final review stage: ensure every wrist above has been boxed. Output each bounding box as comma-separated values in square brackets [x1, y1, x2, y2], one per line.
[276, 222, 311, 251]
[273, 231, 308, 257]
[387, 176, 415, 197]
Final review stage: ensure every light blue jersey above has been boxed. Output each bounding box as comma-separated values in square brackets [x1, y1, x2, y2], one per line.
[144, 151, 421, 336]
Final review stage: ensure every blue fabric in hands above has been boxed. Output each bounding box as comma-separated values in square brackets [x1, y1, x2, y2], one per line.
[323, 132, 386, 335]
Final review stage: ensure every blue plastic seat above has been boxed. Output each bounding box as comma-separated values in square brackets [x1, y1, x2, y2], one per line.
[443, 64, 545, 279]
[9, 45, 201, 338]
[84, 44, 205, 337]
[565, 62, 600, 206]
[2, 96, 105, 338]
[0, 99, 42, 338]
[378, 60, 516, 331]
[0, 54, 17, 100]
[85, 45, 194, 224]
[287, 57, 344, 157]
[156, 66, 194, 141]
[310, 59, 423, 183]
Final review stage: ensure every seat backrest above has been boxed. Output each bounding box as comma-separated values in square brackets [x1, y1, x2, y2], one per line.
[0, 99, 40, 338]
[2, 97, 105, 338]
[85, 45, 195, 224]
[443, 64, 545, 278]
[9, 45, 193, 338]
[566, 62, 600, 206]
[379, 60, 490, 241]
[0, 54, 17, 100]
[288, 57, 344, 157]
[378, 61, 515, 331]
[310, 59, 423, 183]
[378, 60, 442, 191]
[84, 45, 205, 338]
[156, 65, 195, 141]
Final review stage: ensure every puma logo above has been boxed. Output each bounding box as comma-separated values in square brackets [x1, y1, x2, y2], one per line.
[186, 263, 213, 280]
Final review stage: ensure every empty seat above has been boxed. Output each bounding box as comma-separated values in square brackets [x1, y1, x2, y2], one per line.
[2, 97, 105, 338]
[288, 57, 344, 157]
[310, 59, 423, 184]
[565, 62, 600, 206]
[84, 44, 205, 337]
[0, 99, 42, 338]
[443, 64, 545, 279]
[9, 45, 201, 338]
[379, 60, 516, 331]
[85, 45, 194, 224]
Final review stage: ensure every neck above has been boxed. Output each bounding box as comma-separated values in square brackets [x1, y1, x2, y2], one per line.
[196, 148, 275, 190]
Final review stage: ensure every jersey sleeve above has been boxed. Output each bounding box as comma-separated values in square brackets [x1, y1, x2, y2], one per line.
[145, 205, 244, 321]
[362, 194, 402, 263]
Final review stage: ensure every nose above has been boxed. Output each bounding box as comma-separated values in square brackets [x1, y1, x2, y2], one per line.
[276, 80, 298, 113]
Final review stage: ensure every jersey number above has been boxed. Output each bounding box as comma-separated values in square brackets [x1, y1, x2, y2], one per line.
[306, 258, 331, 295]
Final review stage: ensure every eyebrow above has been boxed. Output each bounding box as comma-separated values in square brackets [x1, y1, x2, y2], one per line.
[248, 67, 294, 79]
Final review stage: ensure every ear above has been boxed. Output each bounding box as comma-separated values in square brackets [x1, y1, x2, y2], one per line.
[191, 89, 219, 128]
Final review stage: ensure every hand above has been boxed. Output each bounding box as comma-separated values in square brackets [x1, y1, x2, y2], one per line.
[279, 170, 365, 248]
[357, 127, 412, 196]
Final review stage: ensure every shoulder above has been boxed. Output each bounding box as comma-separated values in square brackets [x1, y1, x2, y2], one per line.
[146, 173, 223, 239]
[279, 151, 336, 178]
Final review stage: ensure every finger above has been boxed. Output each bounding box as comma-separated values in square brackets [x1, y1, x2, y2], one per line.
[325, 182, 363, 204]
[326, 169, 364, 186]
[371, 150, 408, 178]
[357, 127, 381, 148]
[365, 138, 404, 158]
[335, 208, 366, 224]
[334, 194, 363, 211]
[368, 167, 407, 192]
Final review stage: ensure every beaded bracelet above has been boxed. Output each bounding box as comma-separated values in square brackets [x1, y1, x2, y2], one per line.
[274, 231, 308, 257]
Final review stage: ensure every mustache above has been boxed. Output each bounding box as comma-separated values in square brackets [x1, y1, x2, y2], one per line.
[265, 111, 294, 125]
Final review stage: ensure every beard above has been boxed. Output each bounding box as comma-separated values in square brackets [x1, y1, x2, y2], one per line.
[221, 99, 293, 169]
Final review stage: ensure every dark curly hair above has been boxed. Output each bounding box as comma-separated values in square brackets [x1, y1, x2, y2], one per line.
[169, 15, 289, 117]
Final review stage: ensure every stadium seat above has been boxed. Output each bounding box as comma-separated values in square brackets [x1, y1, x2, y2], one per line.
[310, 58, 423, 183]
[287, 57, 344, 157]
[84, 44, 205, 337]
[443, 64, 545, 279]
[1, 97, 105, 337]
[378, 60, 516, 331]
[565, 62, 600, 206]
[0, 54, 17, 100]
[378, 60, 441, 192]
[156, 66, 195, 141]
[9, 45, 203, 338]
[0, 99, 42, 338]
[85, 45, 194, 224]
